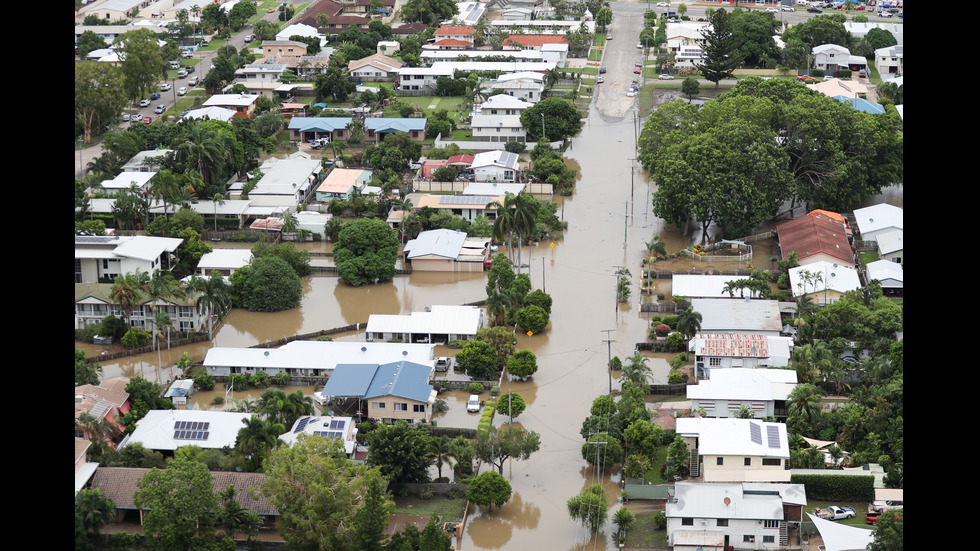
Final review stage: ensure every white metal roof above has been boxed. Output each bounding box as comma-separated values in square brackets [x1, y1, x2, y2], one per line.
[366, 305, 483, 337]
[865, 260, 903, 287]
[667, 482, 805, 520]
[204, 341, 436, 371]
[675, 417, 789, 458]
[123, 410, 252, 451]
[197, 249, 253, 273]
[852, 203, 903, 237]
[688, 368, 798, 402]
[690, 299, 783, 334]
[789, 262, 861, 296]
[876, 229, 903, 255]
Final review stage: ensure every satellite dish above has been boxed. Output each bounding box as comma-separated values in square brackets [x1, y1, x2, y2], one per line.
[724, 497, 731, 505]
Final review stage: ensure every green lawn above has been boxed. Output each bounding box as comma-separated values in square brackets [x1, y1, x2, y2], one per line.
[393, 495, 467, 520]
[623, 507, 669, 549]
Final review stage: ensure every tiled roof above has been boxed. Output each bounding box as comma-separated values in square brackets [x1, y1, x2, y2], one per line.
[88, 467, 278, 515]
[504, 34, 570, 47]
[75, 377, 131, 408]
[435, 25, 475, 36]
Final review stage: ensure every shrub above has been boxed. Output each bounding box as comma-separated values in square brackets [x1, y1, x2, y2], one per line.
[433, 399, 449, 413]
[666, 332, 686, 350]
[609, 356, 623, 371]
[468, 382, 485, 394]
[250, 370, 270, 387]
[490, 385, 500, 397]
[515, 304, 549, 334]
[211, 396, 224, 405]
[653, 324, 671, 337]
[227, 374, 250, 391]
[193, 374, 216, 391]
[418, 485, 434, 500]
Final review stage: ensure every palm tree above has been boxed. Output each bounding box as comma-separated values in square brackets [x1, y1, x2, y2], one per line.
[612, 508, 637, 540]
[236, 415, 283, 472]
[110, 273, 142, 344]
[188, 272, 232, 341]
[75, 489, 116, 540]
[139, 269, 186, 376]
[149, 169, 184, 220]
[210, 193, 225, 232]
[786, 383, 825, 429]
[285, 390, 315, 428]
[429, 435, 454, 481]
[485, 290, 507, 327]
[175, 125, 233, 187]
[675, 307, 702, 340]
[646, 235, 667, 259]
[621, 352, 652, 386]
[488, 194, 517, 264]
[510, 193, 539, 274]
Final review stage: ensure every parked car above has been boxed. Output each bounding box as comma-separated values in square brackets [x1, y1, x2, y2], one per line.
[186, 65, 195, 73]
[142, 116, 153, 124]
[814, 506, 856, 521]
[189, 76, 199, 86]
[596, 76, 604, 84]
[309, 137, 330, 149]
[160, 83, 172, 91]
[434, 357, 453, 372]
[657, 1, 669, 6]
[606, 33, 613, 40]
[467, 394, 481, 412]
[637, 42, 643, 49]
[154, 104, 166, 114]
[140, 99, 151, 107]
[782, 5, 796, 10]
[244, 34, 255, 43]
[122, 113, 131, 122]
[599, 67, 607, 74]
[182, 50, 194, 58]
[766, 7, 777, 12]
[635, 59, 643, 67]
[879, 10, 893, 16]
[150, 92, 161, 100]
[633, 66, 642, 74]
[177, 69, 188, 78]
[807, 6, 822, 12]
[866, 511, 881, 525]
[659, 73, 674, 80]
[177, 87, 188, 96]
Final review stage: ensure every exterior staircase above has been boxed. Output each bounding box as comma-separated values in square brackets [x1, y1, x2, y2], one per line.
[779, 522, 789, 545]
[689, 447, 699, 477]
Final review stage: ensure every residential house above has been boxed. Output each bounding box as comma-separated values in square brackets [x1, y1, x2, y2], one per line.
[689, 333, 794, 374]
[452, 1, 487, 25]
[98, 171, 155, 193]
[75, 235, 183, 284]
[248, 157, 324, 210]
[203, 341, 436, 379]
[197, 249, 253, 277]
[875, 229, 903, 264]
[365, 305, 484, 344]
[76, 437, 98, 493]
[179, 106, 238, 123]
[806, 77, 871, 99]
[788, 261, 861, 305]
[503, 34, 570, 52]
[75, 282, 207, 333]
[541, 42, 570, 67]
[844, 22, 904, 46]
[470, 150, 521, 182]
[812, 43, 855, 74]
[396, 65, 455, 93]
[865, 259, 903, 297]
[365, 118, 427, 142]
[377, 40, 400, 55]
[315, 168, 373, 202]
[852, 203, 903, 243]
[430, 25, 476, 50]
[86, 467, 280, 532]
[675, 44, 705, 68]
[75, 377, 131, 439]
[480, 72, 546, 103]
[477, 94, 533, 116]
[777, 212, 855, 268]
[288, 117, 354, 143]
[319, 361, 437, 425]
[414, 194, 502, 222]
[202, 94, 260, 118]
[121, 149, 172, 173]
[674, 417, 791, 482]
[348, 53, 402, 80]
[274, 22, 321, 42]
[666, 482, 806, 550]
[235, 62, 289, 94]
[119, 410, 253, 452]
[487, 19, 596, 35]
[689, 299, 784, 337]
[403, 229, 491, 272]
[470, 114, 527, 142]
[421, 49, 543, 65]
[874, 45, 903, 76]
[279, 416, 359, 455]
[687, 368, 797, 419]
[672, 274, 772, 300]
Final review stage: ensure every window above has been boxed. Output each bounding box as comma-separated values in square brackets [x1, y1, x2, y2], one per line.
[413, 404, 426, 413]
[764, 520, 779, 529]
[764, 535, 775, 543]
[372, 402, 386, 409]
[682, 518, 694, 526]
[717, 519, 728, 527]
[716, 457, 724, 465]
[762, 458, 781, 466]
[743, 535, 756, 543]
[394, 403, 408, 412]
[744, 457, 752, 466]
[709, 357, 721, 366]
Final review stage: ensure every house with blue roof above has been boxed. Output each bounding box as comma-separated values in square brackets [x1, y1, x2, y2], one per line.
[288, 117, 354, 143]
[365, 118, 428, 143]
[318, 361, 437, 425]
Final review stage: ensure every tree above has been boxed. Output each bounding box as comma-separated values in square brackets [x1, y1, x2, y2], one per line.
[187, 271, 232, 340]
[696, 9, 742, 88]
[515, 304, 549, 334]
[75, 62, 127, 144]
[217, 484, 262, 545]
[75, 349, 103, 386]
[497, 391, 527, 419]
[401, 0, 458, 24]
[621, 352, 652, 386]
[612, 508, 637, 538]
[239, 256, 303, 312]
[134, 458, 220, 551]
[366, 421, 434, 483]
[75, 488, 115, 543]
[681, 76, 700, 100]
[455, 339, 500, 380]
[675, 306, 702, 340]
[110, 273, 142, 346]
[115, 29, 167, 105]
[474, 425, 541, 474]
[467, 471, 512, 510]
[623, 418, 664, 459]
[786, 383, 825, 430]
[77, 30, 109, 57]
[507, 349, 538, 380]
[869, 510, 903, 551]
[264, 435, 380, 550]
[351, 469, 395, 551]
[315, 66, 357, 102]
[429, 435, 455, 481]
[257, 388, 314, 429]
[582, 432, 624, 467]
[595, 7, 612, 32]
[865, 27, 897, 50]
[567, 484, 609, 534]
[520, 97, 583, 141]
[334, 218, 400, 286]
[251, 241, 313, 277]
[228, 0, 257, 31]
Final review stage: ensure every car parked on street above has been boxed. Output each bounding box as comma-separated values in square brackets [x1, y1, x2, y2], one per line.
[154, 104, 166, 114]
[599, 66, 607, 74]
[633, 66, 642, 74]
[177, 69, 188, 78]
[244, 34, 255, 43]
[189, 76, 199, 86]
[606, 33, 612, 40]
[659, 73, 674, 80]
[467, 394, 481, 412]
[782, 5, 795, 10]
[140, 99, 151, 107]
[596, 76, 604, 84]
[766, 7, 777, 12]
[142, 116, 152, 124]
[637, 42, 643, 49]
[160, 83, 171, 91]
[177, 87, 188, 96]
[807, 6, 822, 12]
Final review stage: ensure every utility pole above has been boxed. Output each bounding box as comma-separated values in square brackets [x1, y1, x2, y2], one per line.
[541, 257, 546, 293]
[601, 329, 615, 395]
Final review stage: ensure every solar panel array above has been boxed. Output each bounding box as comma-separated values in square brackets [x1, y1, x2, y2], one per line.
[439, 195, 494, 205]
[294, 417, 311, 433]
[173, 420, 211, 441]
[313, 431, 344, 439]
[749, 422, 762, 445]
[766, 425, 781, 449]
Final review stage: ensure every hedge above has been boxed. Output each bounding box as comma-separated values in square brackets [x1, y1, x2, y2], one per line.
[478, 399, 496, 432]
[790, 473, 875, 502]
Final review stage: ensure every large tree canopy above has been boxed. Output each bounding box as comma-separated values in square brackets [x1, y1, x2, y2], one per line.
[334, 218, 400, 286]
[520, 97, 583, 141]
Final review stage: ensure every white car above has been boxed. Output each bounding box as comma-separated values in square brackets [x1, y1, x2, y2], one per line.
[177, 87, 188, 96]
[140, 99, 151, 107]
[466, 395, 481, 412]
[659, 73, 675, 80]
[656, 1, 669, 6]
[766, 7, 777, 12]
[782, 6, 796, 10]
[879, 11, 893, 17]
[636, 42, 643, 49]
[160, 83, 172, 91]
[596, 76, 604, 84]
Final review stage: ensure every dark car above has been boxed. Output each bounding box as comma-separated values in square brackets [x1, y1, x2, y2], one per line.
[807, 6, 822, 12]
[599, 67, 607, 74]
[185, 65, 195, 73]
[150, 92, 161, 100]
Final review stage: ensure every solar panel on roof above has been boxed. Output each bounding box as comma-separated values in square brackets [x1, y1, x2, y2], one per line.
[766, 425, 781, 448]
[295, 417, 311, 433]
[329, 419, 345, 430]
[749, 422, 762, 445]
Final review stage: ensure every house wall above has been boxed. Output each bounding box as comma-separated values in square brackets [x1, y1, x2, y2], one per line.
[700, 455, 790, 483]
[409, 257, 484, 273]
[798, 252, 855, 269]
[691, 399, 774, 419]
[367, 396, 430, 424]
[668, 518, 784, 549]
[473, 166, 516, 183]
[472, 125, 526, 142]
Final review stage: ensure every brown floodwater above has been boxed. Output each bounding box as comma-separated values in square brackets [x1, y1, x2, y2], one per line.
[81, 67, 904, 551]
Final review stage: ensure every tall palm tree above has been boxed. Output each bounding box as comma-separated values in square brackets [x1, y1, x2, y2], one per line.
[675, 307, 702, 340]
[285, 390, 315, 428]
[188, 272, 232, 341]
[621, 352, 652, 386]
[149, 169, 183, 220]
[175, 125, 232, 187]
[236, 415, 283, 472]
[429, 435, 454, 481]
[510, 193, 539, 274]
[210, 193, 225, 232]
[140, 269, 186, 363]
[488, 194, 517, 264]
[786, 383, 825, 429]
[110, 273, 142, 344]
[485, 290, 507, 327]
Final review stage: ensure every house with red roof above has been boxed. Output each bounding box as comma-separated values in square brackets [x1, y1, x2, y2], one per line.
[503, 34, 570, 50]
[776, 212, 855, 268]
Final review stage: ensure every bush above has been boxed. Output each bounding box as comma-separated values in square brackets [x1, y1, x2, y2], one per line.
[789, 474, 874, 502]
[653, 324, 671, 337]
[468, 382, 485, 394]
[504, 141, 524, 153]
[433, 398, 449, 413]
[193, 374, 216, 391]
[418, 485, 434, 500]
[507, 349, 538, 380]
[240, 256, 303, 312]
[515, 304, 549, 334]
[211, 396, 224, 405]
[609, 356, 623, 371]
[490, 385, 500, 396]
